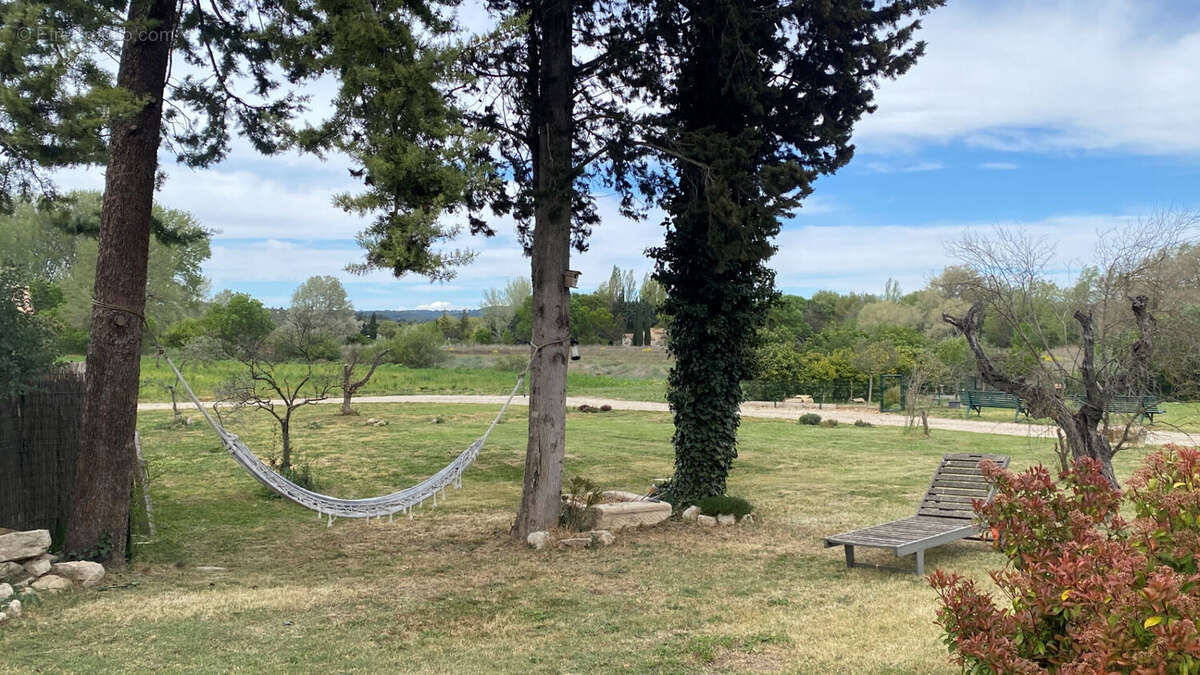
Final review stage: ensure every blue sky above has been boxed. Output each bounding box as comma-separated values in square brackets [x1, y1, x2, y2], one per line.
[60, 0, 1200, 310]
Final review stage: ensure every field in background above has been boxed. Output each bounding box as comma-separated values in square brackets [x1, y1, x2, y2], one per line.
[0, 403, 1153, 672]
[134, 344, 671, 404]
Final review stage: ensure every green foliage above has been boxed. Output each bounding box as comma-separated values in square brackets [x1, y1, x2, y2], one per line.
[0, 268, 60, 397]
[559, 476, 603, 532]
[798, 413, 822, 426]
[0, 0, 302, 208]
[471, 327, 494, 345]
[493, 353, 528, 373]
[650, 0, 941, 505]
[931, 448, 1200, 672]
[263, 452, 320, 496]
[286, 275, 357, 346]
[696, 495, 753, 519]
[854, 419, 873, 428]
[386, 323, 448, 368]
[882, 385, 902, 409]
[202, 293, 275, 359]
[280, 0, 500, 282]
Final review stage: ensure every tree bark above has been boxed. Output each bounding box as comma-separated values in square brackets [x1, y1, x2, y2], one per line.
[65, 0, 176, 564]
[511, 0, 573, 539]
[945, 303, 1119, 487]
[280, 416, 292, 472]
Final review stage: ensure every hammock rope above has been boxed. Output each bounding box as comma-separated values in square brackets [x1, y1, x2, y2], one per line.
[161, 351, 527, 520]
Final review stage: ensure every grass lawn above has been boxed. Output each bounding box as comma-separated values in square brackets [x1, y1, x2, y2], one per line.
[0, 403, 1155, 673]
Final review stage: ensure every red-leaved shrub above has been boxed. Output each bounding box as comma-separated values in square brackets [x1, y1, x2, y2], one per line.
[929, 445, 1200, 673]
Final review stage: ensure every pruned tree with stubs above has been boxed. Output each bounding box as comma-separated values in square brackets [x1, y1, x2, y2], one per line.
[943, 213, 1197, 487]
[339, 344, 390, 415]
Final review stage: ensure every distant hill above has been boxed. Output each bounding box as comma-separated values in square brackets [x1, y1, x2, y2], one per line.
[356, 309, 482, 324]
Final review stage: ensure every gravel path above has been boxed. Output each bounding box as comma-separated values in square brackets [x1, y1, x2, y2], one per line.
[139, 394, 1198, 446]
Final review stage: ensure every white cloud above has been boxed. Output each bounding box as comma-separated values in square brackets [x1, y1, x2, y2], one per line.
[857, 0, 1200, 155]
[770, 214, 1134, 295]
[979, 162, 1019, 170]
[864, 160, 947, 173]
[417, 301, 456, 311]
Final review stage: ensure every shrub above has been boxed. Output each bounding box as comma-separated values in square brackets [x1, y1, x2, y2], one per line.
[930, 446, 1200, 673]
[697, 494, 753, 519]
[387, 323, 448, 368]
[471, 327, 494, 345]
[493, 353, 528, 372]
[560, 476, 604, 532]
[882, 384, 901, 409]
[798, 413, 821, 425]
[854, 419, 873, 427]
[819, 418, 838, 428]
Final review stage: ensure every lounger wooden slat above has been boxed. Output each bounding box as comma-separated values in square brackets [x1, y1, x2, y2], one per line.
[823, 453, 1010, 575]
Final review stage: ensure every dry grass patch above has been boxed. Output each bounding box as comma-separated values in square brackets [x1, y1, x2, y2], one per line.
[0, 403, 1152, 673]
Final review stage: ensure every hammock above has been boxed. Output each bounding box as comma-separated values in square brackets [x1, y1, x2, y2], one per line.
[161, 352, 525, 522]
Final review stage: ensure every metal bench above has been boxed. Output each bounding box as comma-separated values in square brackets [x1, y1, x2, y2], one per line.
[823, 453, 1010, 575]
[1070, 394, 1165, 425]
[961, 390, 1027, 421]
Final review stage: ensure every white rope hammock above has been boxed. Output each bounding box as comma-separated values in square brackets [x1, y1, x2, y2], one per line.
[161, 352, 526, 523]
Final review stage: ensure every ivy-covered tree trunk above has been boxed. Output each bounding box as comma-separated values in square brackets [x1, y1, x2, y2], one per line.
[65, 0, 176, 564]
[653, 1, 778, 506]
[650, 0, 937, 506]
[511, 0, 574, 539]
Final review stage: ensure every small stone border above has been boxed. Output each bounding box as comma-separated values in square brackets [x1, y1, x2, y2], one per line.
[0, 529, 107, 625]
[679, 505, 755, 527]
[526, 529, 617, 550]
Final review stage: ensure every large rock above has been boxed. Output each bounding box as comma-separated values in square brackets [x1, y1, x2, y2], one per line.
[526, 531, 553, 550]
[31, 574, 72, 593]
[23, 557, 51, 577]
[0, 561, 22, 580]
[6, 598, 20, 617]
[589, 493, 672, 531]
[0, 582, 11, 600]
[681, 505, 700, 522]
[697, 515, 717, 528]
[717, 514, 736, 526]
[51, 561, 106, 588]
[0, 530, 51, 562]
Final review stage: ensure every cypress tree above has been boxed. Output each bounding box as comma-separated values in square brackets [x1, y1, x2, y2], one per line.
[648, 0, 941, 504]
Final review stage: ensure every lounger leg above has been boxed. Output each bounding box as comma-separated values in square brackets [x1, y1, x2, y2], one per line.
[915, 550, 925, 576]
[844, 545, 855, 569]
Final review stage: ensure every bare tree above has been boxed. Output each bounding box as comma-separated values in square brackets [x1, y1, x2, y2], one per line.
[339, 344, 390, 415]
[944, 212, 1195, 486]
[222, 351, 333, 473]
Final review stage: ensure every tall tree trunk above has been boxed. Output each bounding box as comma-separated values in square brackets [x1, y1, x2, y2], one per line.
[65, 0, 176, 564]
[341, 388, 353, 415]
[512, 0, 573, 539]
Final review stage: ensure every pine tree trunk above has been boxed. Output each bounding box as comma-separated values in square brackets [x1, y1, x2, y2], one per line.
[65, 0, 176, 565]
[512, 0, 573, 540]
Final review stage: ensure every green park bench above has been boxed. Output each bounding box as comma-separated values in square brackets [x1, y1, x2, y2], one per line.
[961, 390, 1028, 421]
[1070, 394, 1165, 425]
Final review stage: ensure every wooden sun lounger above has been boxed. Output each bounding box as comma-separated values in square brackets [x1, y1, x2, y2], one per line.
[823, 453, 1010, 575]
